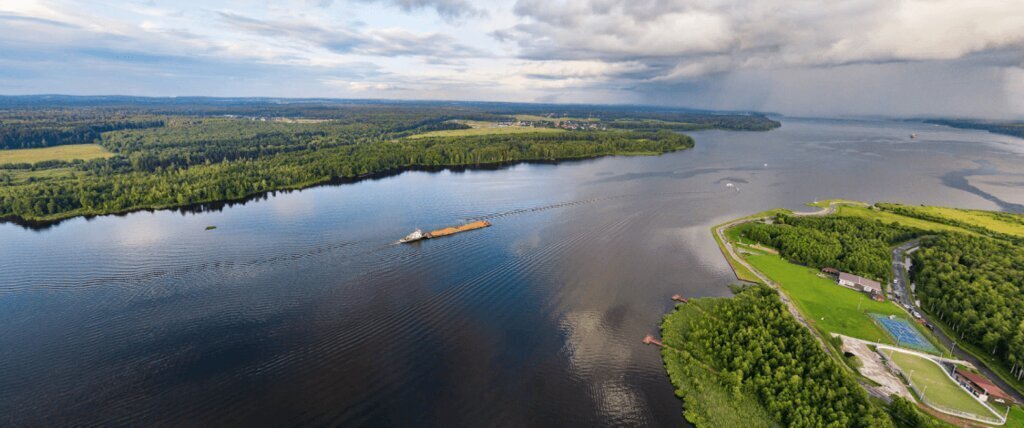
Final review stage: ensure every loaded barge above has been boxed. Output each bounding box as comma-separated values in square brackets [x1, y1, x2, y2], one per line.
[399, 220, 491, 243]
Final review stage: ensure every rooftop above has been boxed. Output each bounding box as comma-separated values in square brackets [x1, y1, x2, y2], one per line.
[956, 369, 1013, 401]
[838, 272, 882, 293]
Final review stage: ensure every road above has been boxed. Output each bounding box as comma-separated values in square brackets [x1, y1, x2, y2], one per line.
[892, 241, 1024, 404]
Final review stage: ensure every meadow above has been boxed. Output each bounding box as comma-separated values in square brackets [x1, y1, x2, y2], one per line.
[884, 350, 997, 419]
[0, 144, 113, 164]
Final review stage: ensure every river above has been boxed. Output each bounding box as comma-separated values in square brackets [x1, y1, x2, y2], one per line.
[2, 118, 1023, 426]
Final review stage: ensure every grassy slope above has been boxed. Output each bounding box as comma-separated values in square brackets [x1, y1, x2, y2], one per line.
[0, 144, 113, 164]
[660, 298, 777, 427]
[744, 253, 926, 345]
[885, 351, 997, 418]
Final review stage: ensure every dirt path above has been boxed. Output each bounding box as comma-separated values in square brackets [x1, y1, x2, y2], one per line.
[835, 334, 914, 400]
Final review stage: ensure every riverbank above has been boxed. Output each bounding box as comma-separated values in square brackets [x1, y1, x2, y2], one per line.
[0, 134, 692, 226]
[701, 200, 1024, 426]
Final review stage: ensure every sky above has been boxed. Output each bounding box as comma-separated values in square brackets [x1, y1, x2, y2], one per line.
[1, 0, 1023, 118]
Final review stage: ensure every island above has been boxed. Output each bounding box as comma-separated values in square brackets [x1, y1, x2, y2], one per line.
[0, 96, 780, 224]
[656, 201, 1024, 427]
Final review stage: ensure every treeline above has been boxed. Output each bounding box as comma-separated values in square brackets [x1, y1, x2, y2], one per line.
[925, 119, 1024, 139]
[661, 285, 892, 427]
[738, 215, 923, 282]
[0, 111, 165, 149]
[0, 130, 692, 220]
[911, 233, 1024, 381]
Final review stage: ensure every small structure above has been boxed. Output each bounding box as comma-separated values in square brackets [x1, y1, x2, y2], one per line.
[671, 294, 688, 303]
[954, 368, 1014, 404]
[836, 271, 884, 300]
[821, 267, 840, 277]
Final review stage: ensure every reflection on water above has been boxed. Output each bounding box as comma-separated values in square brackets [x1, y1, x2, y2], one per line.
[1, 118, 1022, 426]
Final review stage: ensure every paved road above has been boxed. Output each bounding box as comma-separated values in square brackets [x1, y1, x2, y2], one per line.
[892, 241, 1024, 404]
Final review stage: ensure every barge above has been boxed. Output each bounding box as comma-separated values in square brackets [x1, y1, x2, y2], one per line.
[399, 220, 491, 243]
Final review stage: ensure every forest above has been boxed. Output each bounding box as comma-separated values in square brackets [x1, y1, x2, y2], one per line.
[737, 214, 923, 282]
[0, 97, 782, 223]
[925, 119, 1024, 139]
[911, 233, 1024, 383]
[661, 285, 893, 427]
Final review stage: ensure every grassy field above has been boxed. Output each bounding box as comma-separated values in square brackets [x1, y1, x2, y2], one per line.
[0, 144, 113, 164]
[514, 114, 598, 123]
[660, 298, 777, 427]
[407, 124, 566, 139]
[884, 351, 998, 419]
[744, 253, 931, 344]
[835, 205, 977, 235]
[890, 205, 1024, 238]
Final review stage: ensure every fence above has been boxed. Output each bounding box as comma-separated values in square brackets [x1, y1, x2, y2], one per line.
[876, 348, 1007, 426]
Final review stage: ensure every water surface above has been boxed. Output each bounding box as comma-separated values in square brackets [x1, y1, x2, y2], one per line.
[2, 118, 1023, 426]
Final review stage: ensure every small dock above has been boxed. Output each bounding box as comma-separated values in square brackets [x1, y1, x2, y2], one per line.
[671, 294, 688, 303]
[642, 334, 663, 347]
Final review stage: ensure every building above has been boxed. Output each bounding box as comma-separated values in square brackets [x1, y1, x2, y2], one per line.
[954, 368, 1014, 404]
[836, 272, 884, 299]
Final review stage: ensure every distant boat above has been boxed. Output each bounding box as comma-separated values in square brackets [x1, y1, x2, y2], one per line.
[399, 220, 492, 244]
[910, 133, 918, 139]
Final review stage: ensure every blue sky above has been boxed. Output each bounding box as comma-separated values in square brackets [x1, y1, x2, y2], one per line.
[1, 0, 1023, 117]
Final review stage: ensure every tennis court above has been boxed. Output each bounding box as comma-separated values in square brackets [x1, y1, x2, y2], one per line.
[871, 314, 938, 353]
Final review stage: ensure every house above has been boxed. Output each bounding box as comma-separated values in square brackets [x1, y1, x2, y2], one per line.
[954, 368, 1014, 404]
[836, 271, 884, 299]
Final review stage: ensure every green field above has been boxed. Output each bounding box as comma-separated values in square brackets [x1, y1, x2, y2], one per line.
[884, 351, 998, 419]
[835, 205, 977, 235]
[407, 124, 566, 139]
[744, 253, 930, 344]
[0, 144, 113, 164]
[514, 114, 598, 123]
[892, 205, 1024, 238]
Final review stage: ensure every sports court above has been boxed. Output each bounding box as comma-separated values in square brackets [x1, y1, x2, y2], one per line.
[871, 314, 938, 353]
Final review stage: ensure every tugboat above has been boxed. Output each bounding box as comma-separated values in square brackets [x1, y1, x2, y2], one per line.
[399, 228, 425, 243]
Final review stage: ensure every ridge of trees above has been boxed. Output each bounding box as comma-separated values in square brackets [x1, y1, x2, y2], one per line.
[661, 285, 893, 427]
[738, 214, 923, 282]
[911, 233, 1024, 381]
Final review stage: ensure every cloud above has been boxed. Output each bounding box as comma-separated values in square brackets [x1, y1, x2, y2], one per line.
[354, 0, 485, 20]
[500, 0, 1024, 78]
[218, 11, 487, 58]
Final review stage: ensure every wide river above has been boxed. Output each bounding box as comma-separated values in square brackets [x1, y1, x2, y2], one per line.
[2, 118, 1023, 426]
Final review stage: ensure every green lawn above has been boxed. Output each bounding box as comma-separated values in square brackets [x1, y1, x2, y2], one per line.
[884, 350, 997, 419]
[0, 144, 113, 164]
[745, 253, 918, 343]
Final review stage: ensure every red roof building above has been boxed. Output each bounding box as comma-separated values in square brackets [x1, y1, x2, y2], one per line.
[954, 368, 1014, 403]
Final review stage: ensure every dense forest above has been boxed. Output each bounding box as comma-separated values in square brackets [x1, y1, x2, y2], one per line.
[738, 215, 923, 282]
[661, 285, 893, 427]
[911, 233, 1024, 382]
[925, 119, 1024, 140]
[0, 97, 780, 223]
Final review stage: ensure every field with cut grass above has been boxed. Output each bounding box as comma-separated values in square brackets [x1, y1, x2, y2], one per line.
[744, 253, 931, 344]
[888, 205, 1024, 238]
[835, 205, 977, 235]
[0, 144, 113, 164]
[407, 124, 566, 139]
[884, 350, 998, 420]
